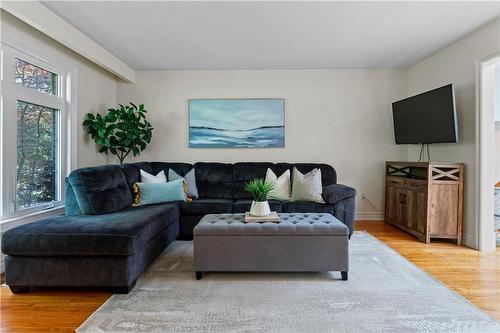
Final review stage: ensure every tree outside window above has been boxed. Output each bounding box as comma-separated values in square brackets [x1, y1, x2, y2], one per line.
[14, 59, 59, 210]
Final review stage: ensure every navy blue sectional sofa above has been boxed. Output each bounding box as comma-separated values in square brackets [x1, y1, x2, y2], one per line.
[1, 161, 356, 294]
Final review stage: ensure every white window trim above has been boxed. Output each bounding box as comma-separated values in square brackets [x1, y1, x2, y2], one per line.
[0, 35, 77, 224]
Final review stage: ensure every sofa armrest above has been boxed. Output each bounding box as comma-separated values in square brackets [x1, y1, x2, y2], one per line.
[322, 184, 356, 237]
[322, 184, 356, 205]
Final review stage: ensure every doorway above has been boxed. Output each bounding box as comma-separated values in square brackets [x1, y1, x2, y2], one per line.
[494, 62, 500, 247]
[477, 53, 500, 251]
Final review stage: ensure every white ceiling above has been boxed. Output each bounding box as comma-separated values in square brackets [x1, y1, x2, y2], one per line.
[41, 1, 500, 70]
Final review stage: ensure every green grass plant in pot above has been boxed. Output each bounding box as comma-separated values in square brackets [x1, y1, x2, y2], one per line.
[245, 179, 274, 216]
[83, 102, 153, 164]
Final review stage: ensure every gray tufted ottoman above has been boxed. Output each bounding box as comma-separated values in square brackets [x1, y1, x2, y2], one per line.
[193, 213, 349, 280]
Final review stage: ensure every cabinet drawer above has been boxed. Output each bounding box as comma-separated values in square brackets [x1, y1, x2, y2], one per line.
[386, 177, 404, 187]
[405, 179, 427, 192]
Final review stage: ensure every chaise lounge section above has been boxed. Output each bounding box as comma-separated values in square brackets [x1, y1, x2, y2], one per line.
[1, 161, 356, 293]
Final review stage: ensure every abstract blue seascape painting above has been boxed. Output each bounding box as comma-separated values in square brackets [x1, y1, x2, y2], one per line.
[189, 99, 285, 148]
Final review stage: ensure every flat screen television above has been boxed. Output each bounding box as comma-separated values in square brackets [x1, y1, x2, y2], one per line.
[392, 84, 458, 144]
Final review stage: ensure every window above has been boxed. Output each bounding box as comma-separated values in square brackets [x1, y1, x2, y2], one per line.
[1, 43, 72, 220]
[15, 58, 59, 95]
[16, 101, 58, 210]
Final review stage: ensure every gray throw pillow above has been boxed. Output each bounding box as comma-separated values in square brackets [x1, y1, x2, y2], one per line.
[168, 168, 199, 199]
[291, 167, 325, 203]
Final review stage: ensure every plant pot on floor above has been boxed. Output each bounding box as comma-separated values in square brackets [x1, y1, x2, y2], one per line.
[250, 201, 271, 217]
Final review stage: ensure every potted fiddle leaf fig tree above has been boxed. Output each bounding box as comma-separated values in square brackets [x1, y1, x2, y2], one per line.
[245, 179, 274, 216]
[83, 102, 153, 164]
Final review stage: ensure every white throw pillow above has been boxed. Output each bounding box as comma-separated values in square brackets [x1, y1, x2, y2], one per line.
[140, 169, 167, 184]
[265, 168, 291, 201]
[291, 167, 325, 203]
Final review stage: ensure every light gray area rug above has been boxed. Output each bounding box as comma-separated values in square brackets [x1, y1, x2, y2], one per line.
[78, 232, 499, 333]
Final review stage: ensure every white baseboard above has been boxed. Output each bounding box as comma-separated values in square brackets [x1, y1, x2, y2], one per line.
[355, 211, 384, 221]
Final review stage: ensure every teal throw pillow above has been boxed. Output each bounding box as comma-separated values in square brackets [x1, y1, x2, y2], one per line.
[133, 179, 187, 206]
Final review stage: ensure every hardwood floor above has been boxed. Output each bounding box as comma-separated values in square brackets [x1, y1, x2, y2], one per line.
[1, 221, 499, 332]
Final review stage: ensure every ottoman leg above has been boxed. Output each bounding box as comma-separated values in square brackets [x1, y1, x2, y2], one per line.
[196, 271, 204, 280]
[341, 271, 348, 281]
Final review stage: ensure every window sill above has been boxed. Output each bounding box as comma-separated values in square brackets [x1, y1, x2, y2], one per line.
[0, 206, 64, 232]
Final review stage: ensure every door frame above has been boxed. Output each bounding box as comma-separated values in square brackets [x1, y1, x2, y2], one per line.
[475, 52, 499, 252]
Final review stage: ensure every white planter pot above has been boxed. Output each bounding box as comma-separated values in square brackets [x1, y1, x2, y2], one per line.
[250, 200, 271, 216]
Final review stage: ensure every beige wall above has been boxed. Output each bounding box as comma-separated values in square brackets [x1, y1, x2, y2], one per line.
[117, 70, 408, 216]
[1, 11, 119, 168]
[407, 18, 500, 248]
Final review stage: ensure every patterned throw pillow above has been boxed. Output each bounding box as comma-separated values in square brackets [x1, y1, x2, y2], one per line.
[291, 167, 325, 203]
[264, 168, 291, 201]
[132, 179, 187, 206]
[140, 169, 167, 183]
[168, 169, 199, 199]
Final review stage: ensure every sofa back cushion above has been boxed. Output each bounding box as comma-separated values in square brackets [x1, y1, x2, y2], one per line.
[233, 162, 275, 199]
[119, 162, 153, 191]
[67, 165, 132, 215]
[150, 162, 194, 178]
[194, 162, 233, 199]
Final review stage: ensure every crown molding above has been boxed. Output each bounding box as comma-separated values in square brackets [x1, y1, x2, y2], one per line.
[1, 1, 135, 83]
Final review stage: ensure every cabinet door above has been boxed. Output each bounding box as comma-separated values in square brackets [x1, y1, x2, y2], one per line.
[386, 185, 404, 224]
[406, 189, 427, 234]
[428, 184, 458, 236]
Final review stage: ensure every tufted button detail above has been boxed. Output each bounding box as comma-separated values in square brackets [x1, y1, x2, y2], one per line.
[194, 213, 348, 237]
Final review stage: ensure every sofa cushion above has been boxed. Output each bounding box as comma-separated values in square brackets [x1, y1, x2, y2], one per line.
[1, 204, 179, 256]
[180, 198, 233, 216]
[150, 162, 194, 180]
[232, 162, 275, 199]
[67, 165, 132, 215]
[283, 201, 334, 214]
[232, 199, 283, 213]
[64, 178, 82, 216]
[119, 162, 153, 191]
[194, 162, 233, 199]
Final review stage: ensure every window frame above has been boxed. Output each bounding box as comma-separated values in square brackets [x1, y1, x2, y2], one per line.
[1, 40, 76, 221]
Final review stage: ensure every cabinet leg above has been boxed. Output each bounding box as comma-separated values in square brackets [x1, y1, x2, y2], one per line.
[196, 271, 203, 280]
[341, 271, 348, 281]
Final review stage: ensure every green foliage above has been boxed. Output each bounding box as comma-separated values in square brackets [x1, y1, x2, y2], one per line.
[244, 179, 274, 202]
[16, 101, 56, 209]
[82, 103, 153, 164]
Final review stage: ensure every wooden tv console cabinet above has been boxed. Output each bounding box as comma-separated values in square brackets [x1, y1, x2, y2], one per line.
[385, 161, 464, 244]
